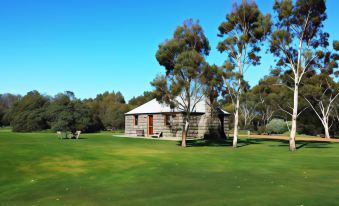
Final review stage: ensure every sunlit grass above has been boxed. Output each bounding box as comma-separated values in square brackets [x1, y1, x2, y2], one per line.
[0, 130, 338, 206]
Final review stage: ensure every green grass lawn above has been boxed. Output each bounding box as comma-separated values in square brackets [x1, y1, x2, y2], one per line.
[0, 129, 338, 206]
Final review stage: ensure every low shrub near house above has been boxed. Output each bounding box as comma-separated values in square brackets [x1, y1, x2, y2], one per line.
[266, 119, 289, 134]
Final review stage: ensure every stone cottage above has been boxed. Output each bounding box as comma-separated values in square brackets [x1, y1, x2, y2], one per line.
[124, 98, 230, 139]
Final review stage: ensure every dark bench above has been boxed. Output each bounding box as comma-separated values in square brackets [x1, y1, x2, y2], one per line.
[136, 129, 144, 136]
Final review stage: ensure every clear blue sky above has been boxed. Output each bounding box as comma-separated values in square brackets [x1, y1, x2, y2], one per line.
[0, 0, 338, 101]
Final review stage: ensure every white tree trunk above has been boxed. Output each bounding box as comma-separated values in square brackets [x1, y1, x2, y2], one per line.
[182, 120, 189, 147]
[324, 122, 330, 139]
[304, 95, 338, 139]
[233, 93, 240, 148]
[289, 84, 298, 151]
[244, 114, 248, 127]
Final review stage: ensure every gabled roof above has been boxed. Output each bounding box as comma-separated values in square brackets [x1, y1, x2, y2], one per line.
[216, 107, 231, 115]
[125, 98, 230, 115]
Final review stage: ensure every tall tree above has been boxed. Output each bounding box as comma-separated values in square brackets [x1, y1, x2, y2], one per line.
[84, 91, 127, 130]
[217, 0, 271, 147]
[0, 93, 21, 126]
[201, 64, 223, 110]
[302, 74, 338, 138]
[335, 100, 339, 128]
[239, 92, 261, 129]
[301, 41, 339, 138]
[152, 19, 210, 147]
[270, 0, 334, 150]
[251, 74, 282, 127]
[201, 64, 226, 138]
[128, 91, 156, 109]
[47, 92, 97, 136]
[8, 91, 49, 132]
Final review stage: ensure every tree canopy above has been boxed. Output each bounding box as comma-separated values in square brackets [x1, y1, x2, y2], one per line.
[152, 19, 210, 147]
[217, 0, 271, 147]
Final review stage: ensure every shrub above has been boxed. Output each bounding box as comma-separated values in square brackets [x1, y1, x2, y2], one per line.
[266, 119, 289, 134]
[257, 126, 266, 134]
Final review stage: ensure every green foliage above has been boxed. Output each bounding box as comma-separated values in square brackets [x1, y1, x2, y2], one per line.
[266, 119, 289, 134]
[0, 93, 21, 126]
[46, 92, 101, 133]
[0, 108, 4, 127]
[257, 125, 266, 134]
[201, 64, 223, 108]
[271, 0, 331, 77]
[270, 29, 292, 56]
[128, 91, 156, 108]
[217, 1, 271, 138]
[9, 91, 49, 132]
[47, 92, 101, 133]
[84, 91, 129, 130]
[12, 109, 48, 132]
[152, 19, 210, 109]
[300, 74, 338, 137]
[0, 89, 159, 133]
[4, 91, 104, 133]
[218, 0, 271, 70]
[251, 75, 290, 126]
[152, 19, 211, 146]
[333, 40, 339, 51]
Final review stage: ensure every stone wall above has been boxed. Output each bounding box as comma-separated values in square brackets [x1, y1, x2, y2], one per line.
[125, 114, 148, 136]
[125, 113, 229, 138]
[152, 113, 181, 137]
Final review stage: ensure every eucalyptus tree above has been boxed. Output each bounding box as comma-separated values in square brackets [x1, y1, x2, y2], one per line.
[302, 74, 338, 138]
[217, 0, 271, 147]
[152, 19, 210, 147]
[200, 64, 226, 138]
[239, 92, 261, 129]
[302, 41, 339, 138]
[201, 64, 224, 114]
[251, 74, 283, 126]
[270, 0, 334, 150]
[335, 101, 339, 125]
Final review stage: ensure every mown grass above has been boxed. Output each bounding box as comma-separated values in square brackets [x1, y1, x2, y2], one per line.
[0, 129, 338, 206]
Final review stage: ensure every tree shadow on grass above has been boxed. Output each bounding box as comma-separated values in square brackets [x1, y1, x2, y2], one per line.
[179, 137, 334, 150]
[183, 139, 232, 147]
[178, 138, 262, 148]
[257, 138, 334, 149]
[60, 137, 88, 140]
[276, 140, 333, 149]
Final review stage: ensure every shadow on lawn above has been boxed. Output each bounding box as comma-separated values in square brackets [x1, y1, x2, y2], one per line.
[60, 137, 88, 140]
[180, 137, 333, 150]
[179, 138, 262, 148]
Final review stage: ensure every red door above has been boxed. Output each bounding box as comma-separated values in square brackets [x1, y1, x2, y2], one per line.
[148, 115, 153, 135]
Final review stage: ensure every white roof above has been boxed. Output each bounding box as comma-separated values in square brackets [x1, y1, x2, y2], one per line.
[125, 98, 230, 115]
[125, 98, 205, 115]
[217, 108, 230, 115]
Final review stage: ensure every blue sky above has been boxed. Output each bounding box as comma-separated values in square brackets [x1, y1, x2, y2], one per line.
[0, 0, 338, 101]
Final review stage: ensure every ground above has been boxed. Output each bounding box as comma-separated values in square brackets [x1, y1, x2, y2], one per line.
[0, 129, 338, 206]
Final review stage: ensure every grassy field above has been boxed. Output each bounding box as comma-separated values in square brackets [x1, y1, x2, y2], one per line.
[0, 129, 338, 206]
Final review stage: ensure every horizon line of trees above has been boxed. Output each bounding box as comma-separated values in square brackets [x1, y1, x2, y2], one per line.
[1, 67, 338, 136]
[0, 90, 156, 133]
